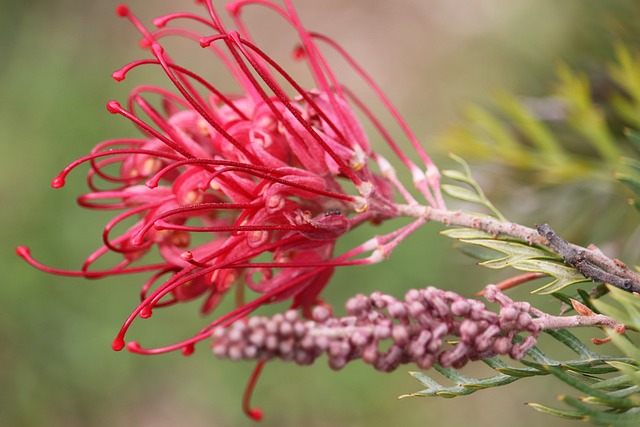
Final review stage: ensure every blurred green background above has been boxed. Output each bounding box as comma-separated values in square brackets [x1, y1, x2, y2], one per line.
[2, 1, 638, 426]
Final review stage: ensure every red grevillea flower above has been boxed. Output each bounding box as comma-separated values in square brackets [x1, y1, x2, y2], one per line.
[18, 0, 444, 417]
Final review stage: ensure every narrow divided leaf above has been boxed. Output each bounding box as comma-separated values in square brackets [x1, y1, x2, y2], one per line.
[442, 227, 590, 294]
[442, 153, 507, 221]
[561, 395, 640, 426]
[526, 402, 587, 420]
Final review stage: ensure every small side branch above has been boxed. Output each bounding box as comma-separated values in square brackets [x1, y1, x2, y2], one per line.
[484, 285, 626, 340]
[536, 224, 640, 293]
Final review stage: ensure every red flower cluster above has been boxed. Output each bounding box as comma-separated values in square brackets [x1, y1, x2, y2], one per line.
[18, 0, 443, 371]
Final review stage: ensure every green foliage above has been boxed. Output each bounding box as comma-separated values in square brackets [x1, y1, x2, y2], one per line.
[593, 286, 640, 367]
[403, 328, 640, 426]
[441, 155, 591, 293]
[427, 48, 640, 425]
[441, 227, 591, 294]
[609, 46, 640, 131]
[437, 46, 640, 185]
[436, 135, 640, 426]
[616, 130, 640, 213]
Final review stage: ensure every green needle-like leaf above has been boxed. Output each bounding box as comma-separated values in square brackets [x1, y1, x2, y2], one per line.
[439, 228, 494, 240]
[442, 184, 486, 206]
[607, 334, 640, 368]
[616, 173, 640, 196]
[545, 366, 637, 409]
[482, 357, 546, 377]
[561, 395, 640, 427]
[545, 329, 598, 358]
[606, 362, 640, 389]
[526, 403, 587, 420]
[595, 286, 640, 330]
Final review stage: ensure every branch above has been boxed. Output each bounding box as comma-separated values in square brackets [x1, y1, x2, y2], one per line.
[395, 204, 640, 293]
[536, 223, 640, 293]
[397, 205, 547, 244]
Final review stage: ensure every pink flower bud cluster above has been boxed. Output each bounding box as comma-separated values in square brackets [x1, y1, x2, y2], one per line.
[212, 285, 542, 371]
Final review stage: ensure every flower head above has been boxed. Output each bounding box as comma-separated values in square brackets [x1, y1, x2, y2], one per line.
[17, 1, 444, 415]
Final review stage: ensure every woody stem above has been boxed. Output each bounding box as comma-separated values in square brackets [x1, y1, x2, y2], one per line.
[394, 204, 640, 293]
